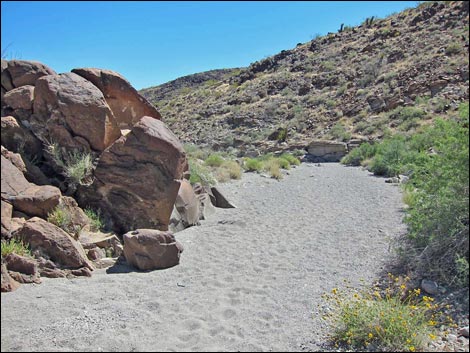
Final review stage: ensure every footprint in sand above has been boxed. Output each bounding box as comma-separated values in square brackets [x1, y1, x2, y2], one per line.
[222, 308, 237, 319]
[182, 318, 203, 331]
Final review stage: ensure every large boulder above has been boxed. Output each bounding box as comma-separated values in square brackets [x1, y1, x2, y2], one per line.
[1, 155, 32, 199]
[6, 60, 56, 88]
[1, 116, 43, 160]
[123, 229, 183, 270]
[1, 200, 13, 239]
[9, 185, 61, 219]
[1, 262, 20, 292]
[306, 140, 348, 162]
[31, 72, 121, 152]
[1, 155, 61, 218]
[3, 85, 34, 110]
[72, 68, 161, 128]
[79, 116, 187, 233]
[1, 59, 14, 92]
[175, 179, 200, 227]
[14, 217, 93, 271]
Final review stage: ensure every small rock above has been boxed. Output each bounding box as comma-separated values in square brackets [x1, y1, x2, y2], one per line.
[421, 279, 439, 295]
[459, 326, 469, 338]
[446, 334, 458, 342]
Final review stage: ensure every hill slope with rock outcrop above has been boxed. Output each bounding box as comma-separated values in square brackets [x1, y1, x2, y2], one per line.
[141, 1, 469, 158]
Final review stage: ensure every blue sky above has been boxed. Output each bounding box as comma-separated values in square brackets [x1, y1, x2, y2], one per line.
[1, 1, 416, 90]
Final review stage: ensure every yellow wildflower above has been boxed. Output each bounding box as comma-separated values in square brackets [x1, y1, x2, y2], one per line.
[368, 333, 373, 339]
[429, 333, 437, 340]
[409, 346, 416, 352]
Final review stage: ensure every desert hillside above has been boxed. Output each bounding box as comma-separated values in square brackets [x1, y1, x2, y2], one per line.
[141, 1, 469, 156]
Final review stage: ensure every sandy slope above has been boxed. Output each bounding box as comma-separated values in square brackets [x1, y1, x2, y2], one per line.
[1, 163, 406, 352]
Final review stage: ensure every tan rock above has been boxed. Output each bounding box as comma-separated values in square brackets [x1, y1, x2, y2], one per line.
[1, 200, 13, 239]
[123, 229, 183, 270]
[306, 140, 348, 162]
[3, 85, 34, 110]
[32, 72, 121, 152]
[14, 217, 94, 271]
[4, 253, 38, 276]
[1, 116, 43, 159]
[175, 179, 201, 227]
[9, 185, 61, 219]
[80, 116, 187, 233]
[1, 155, 31, 199]
[6, 59, 56, 88]
[1, 59, 14, 91]
[72, 68, 161, 128]
[1, 263, 21, 292]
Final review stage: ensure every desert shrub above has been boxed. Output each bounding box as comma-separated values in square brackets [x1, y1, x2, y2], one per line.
[188, 159, 216, 186]
[262, 158, 282, 180]
[321, 61, 335, 72]
[205, 153, 224, 167]
[400, 108, 469, 286]
[342, 103, 469, 287]
[1, 238, 31, 257]
[64, 151, 94, 185]
[47, 205, 77, 235]
[370, 135, 408, 177]
[329, 122, 351, 142]
[277, 157, 291, 170]
[244, 158, 263, 172]
[214, 168, 230, 183]
[445, 42, 461, 56]
[45, 142, 94, 186]
[341, 143, 377, 166]
[322, 275, 453, 352]
[388, 106, 426, 123]
[183, 143, 210, 160]
[221, 160, 242, 180]
[280, 153, 301, 166]
[84, 208, 104, 232]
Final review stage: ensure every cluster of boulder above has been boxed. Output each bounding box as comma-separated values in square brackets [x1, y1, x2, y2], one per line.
[1, 60, 225, 292]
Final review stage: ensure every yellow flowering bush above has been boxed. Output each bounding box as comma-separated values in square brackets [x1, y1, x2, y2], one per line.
[320, 274, 455, 352]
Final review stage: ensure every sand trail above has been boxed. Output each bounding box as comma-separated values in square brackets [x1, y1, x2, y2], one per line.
[1, 163, 406, 352]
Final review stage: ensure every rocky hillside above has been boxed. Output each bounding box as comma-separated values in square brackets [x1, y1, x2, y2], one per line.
[141, 1, 469, 157]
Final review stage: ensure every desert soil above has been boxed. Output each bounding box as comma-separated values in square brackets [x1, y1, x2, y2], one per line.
[1, 163, 407, 352]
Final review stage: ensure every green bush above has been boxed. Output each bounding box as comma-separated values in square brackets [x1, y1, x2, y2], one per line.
[329, 123, 351, 142]
[341, 143, 376, 166]
[322, 275, 451, 352]
[280, 153, 301, 166]
[401, 111, 469, 286]
[47, 205, 76, 235]
[1, 238, 32, 257]
[204, 153, 224, 167]
[244, 158, 263, 172]
[277, 157, 291, 170]
[45, 142, 94, 186]
[370, 135, 408, 177]
[188, 159, 216, 186]
[388, 106, 426, 123]
[84, 208, 104, 232]
[341, 103, 469, 287]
